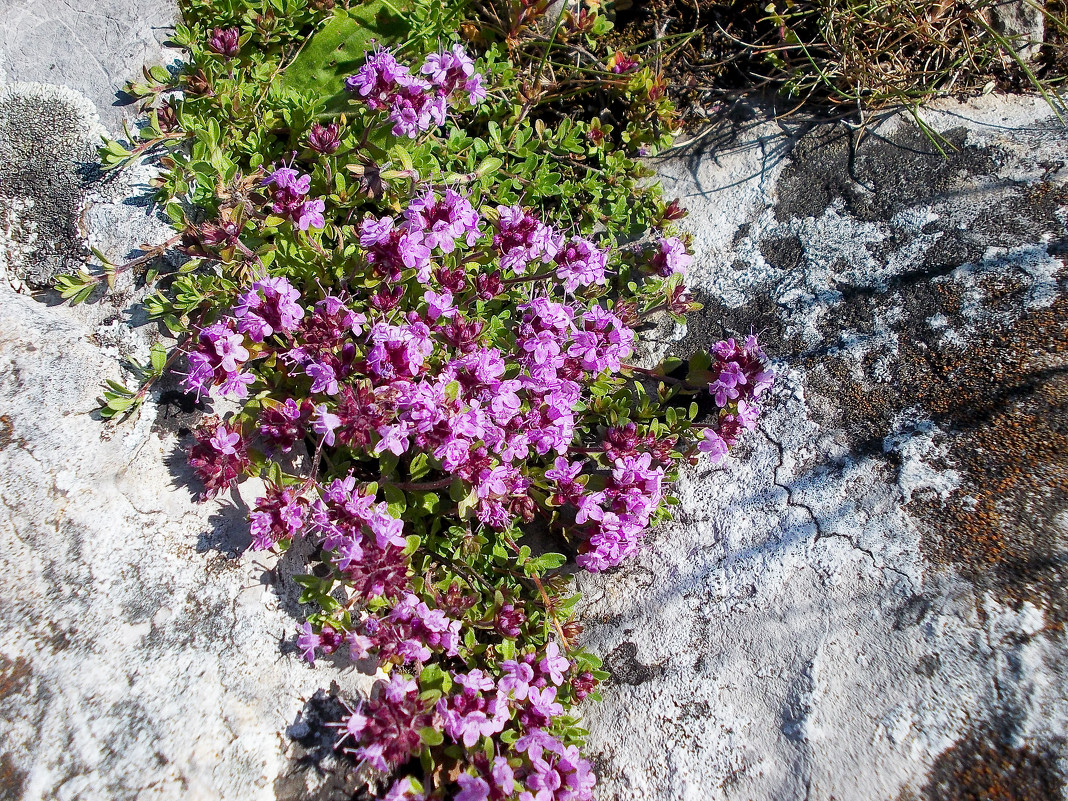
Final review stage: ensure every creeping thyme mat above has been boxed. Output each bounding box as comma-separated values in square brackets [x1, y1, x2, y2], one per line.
[62, 1, 774, 797]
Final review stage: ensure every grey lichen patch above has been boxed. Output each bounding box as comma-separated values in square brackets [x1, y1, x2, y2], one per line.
[0, 83, 103, 289]
[772, 124, 994, 226]
[674, 110, 1068, 621]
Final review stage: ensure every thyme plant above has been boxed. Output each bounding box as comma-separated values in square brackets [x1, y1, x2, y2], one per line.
[62, 0, 774, 797]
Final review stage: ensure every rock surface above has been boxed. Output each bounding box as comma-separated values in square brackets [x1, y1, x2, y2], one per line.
[2, 2, 1068, 800]
[578, 98, 1068, 800]
[0, 0, 179, 133]
[988, 0, 1046, 61]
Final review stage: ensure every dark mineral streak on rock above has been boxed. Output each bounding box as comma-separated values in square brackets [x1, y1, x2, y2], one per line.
[0, 751, 27, 801]
[919, 726, 1065, 801]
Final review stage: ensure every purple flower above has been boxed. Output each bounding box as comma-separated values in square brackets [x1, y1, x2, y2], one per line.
[306, 361, 339, 395]
[296, 198, 325, 231]
[494, 206, 562, 272]
[259, 398, 308, 454]
[187, 423, 249, 499]
[262, 166, 322, 227]
[368, 504, 406, 549]
[211, 328, 249, 373]
[539, 642, 570, 686]
[375, 423, 411, 456]
[335, 702, 369, 747]
[709, 376, 741, 407]
[424, 289, 455, 321]
[455, 668, 495, 694]
[422, 45, 475, 91]
[263, 167, 308, 193]
[495, 603, 526, 638]
[525, 684, 564, 722]
[404, 189, 480, 253]
[355, 741, 389, 771]
[383, 777, 424, 801]
[312, 404, 342, 446]
[296, 622, 321, 664]
[754, 369, 775, 396]
[455, 774, 489, 801]
[650, 236, 693, 277]
[345, 46, 415, 110]
[250, 485, 308, 550]
[232, 276, 305, 341]
[464, 73, 487, 105]
[209, 425, 240, 455]
[699, 428, 728, 463]
[736, 398, 760, 430]
[498, 660, 534, 700]
[384, 673, 418, 703]
[360, 215, 432, 282]
[555, 237, 608, 294]
[219, 369, 255, 399]
[420, 46, 487, 106]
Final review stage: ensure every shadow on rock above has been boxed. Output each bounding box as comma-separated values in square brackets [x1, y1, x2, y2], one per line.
[274, 688, 379, 801]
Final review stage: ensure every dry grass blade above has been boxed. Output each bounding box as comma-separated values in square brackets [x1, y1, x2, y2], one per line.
[610, 0, 1068, 135]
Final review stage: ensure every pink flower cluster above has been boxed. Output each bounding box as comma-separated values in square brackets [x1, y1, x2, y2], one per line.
[330, 642, 593, 801]
[649, 235, 693, 277]
[700, 335, 776, 463]
[334, 673, 430, 771]
[182, 321, 253, 400]
[356, 592, 463, 664]
[187, 423, 250, 499]
[345, 45, 486, 138]
[308, 475, 409, 596]
[574, 450, 668, 572]
[263, 166, 326, 231]
[494, 205, 563, 272]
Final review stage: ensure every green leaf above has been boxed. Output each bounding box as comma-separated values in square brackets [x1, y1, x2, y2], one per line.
[389, 144, 414, 173]
[409, 452, 430, 481]
[475, 156, 503, 178]
[105, 380, 135, 396]
[106, 396, 134, 413]
[457, 488, 477, 519]
[148, 64, 171, 84]
[500, 728, 519, 744]
[383, 483, 406, 517]
[419, 726, 444, 746]
[150, 342, 167, 374]
[529, 552, 566, 574]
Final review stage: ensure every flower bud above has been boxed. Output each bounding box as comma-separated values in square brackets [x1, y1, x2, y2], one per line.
[209, 27, 241, 58]
[307, 122, 341, 155]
